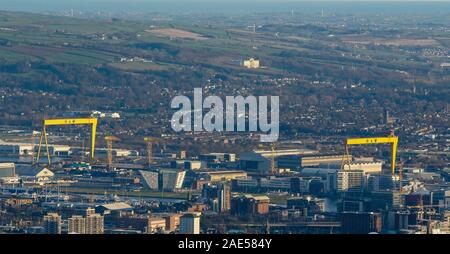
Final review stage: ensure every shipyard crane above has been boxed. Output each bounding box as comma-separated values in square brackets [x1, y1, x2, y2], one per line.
[143, 137, 159, 166]
[257, 142, 278, 174]
[36, 118, 98, 165]
[270, 143, 277, 174]
[341, 132, 398, 175]
[104, 136, 120, 169]
[30, 131, 39, 164]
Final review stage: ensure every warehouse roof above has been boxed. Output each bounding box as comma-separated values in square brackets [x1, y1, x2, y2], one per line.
[98, 202, 133, 211]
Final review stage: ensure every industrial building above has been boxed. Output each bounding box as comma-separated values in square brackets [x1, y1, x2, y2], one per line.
[239, 149, 317, 173]
[0, 141, 70, 156]
[94, 148, 138, 157]
[0, 163, 15, 177]
[300, 155, 350, 167]
[169, 160, 203, 170]
[198, 170, 247, 182]
[198, 153, 236, 163]
[339, 162, 383, 174]
[239, 152, 270, 174]
[96, 202, 134, 216]
[15, 165, 55, 182]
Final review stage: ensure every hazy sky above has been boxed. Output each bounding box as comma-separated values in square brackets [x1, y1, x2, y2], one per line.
[1, 0, 449, 14]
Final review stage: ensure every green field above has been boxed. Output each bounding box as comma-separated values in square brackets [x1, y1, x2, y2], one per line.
[109, 61, 169, 71]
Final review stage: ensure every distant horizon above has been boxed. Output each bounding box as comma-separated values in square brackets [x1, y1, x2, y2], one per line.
[1, 0, 450, 14]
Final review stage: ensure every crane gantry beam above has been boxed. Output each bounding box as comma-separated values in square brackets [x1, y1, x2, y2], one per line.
[342, 135, 398, 175]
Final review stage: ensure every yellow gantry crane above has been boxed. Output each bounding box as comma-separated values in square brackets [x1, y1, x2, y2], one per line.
[104, 136, 120, 169]
[341, 133, 399, 175]
[37, 118, 98, 165]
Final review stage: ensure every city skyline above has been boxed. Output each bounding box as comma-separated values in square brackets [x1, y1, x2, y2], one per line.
[0, 0, 448, 239]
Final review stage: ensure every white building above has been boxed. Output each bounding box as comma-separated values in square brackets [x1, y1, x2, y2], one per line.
[242, 58, 260, 69]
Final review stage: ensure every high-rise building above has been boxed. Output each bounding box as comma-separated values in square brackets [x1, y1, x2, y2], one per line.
[179, 213, 201, 234]
[68, 216, 86, 234]
[337, 170, 365, 192]
[217, 182, 231, 213]
[43, 213, 61, 234]
[85, 214, 104, 234]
